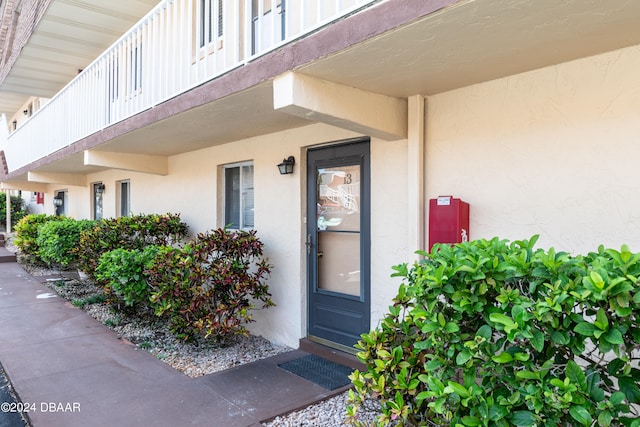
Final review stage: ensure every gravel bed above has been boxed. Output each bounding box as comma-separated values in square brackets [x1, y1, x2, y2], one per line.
[34, 274, 293, 378]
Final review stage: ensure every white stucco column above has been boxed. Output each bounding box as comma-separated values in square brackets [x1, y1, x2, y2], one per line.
[407, 95, 425, 258]
[6, 190, 11, 233]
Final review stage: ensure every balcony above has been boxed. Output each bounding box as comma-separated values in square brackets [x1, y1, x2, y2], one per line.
[0, 0, 379, 175]
[3, 0, 640, 185]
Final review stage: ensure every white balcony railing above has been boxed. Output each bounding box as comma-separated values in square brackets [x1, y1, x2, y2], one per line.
[2, 0, 378, 173]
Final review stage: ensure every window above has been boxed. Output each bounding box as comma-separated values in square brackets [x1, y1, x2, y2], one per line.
[251, 0, 285, 54]
[118, 180, 130, 217]
[93, 182, 104, 220]
[224, 162, 254, 229]
[200, 0, 223, 47]
[54, 191, 67, 216]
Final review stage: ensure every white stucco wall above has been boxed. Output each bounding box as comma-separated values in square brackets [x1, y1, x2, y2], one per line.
[36, 43, 640, 348]
[426, 43, 640, 255]
[51, 124, 409, 347]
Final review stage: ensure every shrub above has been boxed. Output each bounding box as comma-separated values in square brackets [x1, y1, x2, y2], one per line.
[146, 228, 274, 342]
[347, 236, 640, 427]
[75, 213, 188, 277]
[94, 246, 160, 307]
[13, 214, 64, 255]
[0, 192, 27, 229]
[36, 218, 95, 268]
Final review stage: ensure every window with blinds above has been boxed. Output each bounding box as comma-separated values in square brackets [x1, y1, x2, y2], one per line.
[118, 180, 130, 217]
[224, 162, 254, 229]
[200, 0, 223, 47]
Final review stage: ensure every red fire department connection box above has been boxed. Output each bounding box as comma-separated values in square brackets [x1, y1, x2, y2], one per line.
[428, 196, 470, 251]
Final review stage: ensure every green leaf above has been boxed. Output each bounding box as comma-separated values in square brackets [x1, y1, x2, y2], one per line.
[603, 328, 624, 345]
[574, 322, 597, 336]
[586, 371, 605, 402]
[445, 381, 471, 398]
[414, 340, 431, 350]
[427, 376, 445, 394]
[551, 331, 569, 345]
[566, 360, 586, 390]
[392, 346, 403, 364]
[476, 325, 492, 341]
[492, 352, 513, 363]
[461, 415, 482, 426]
[619, 377, 640, 403]
[510, 410, 536, 426]
[490, 313, 516, 327]
[590, 271, 606, 290]
[377, 349, 391, 360]
[456, 350, 472, 365]
[444, 322, 460, 333]
[530, 329, 544, 352]
[598, 410, 613, 427]
[595, 307, 609, 330]
[515, 370, 539, 380]
[610, 391, 626, 405]
[620, 417, 640, 427]
[607, 358, 626, 375]
[438, 313, 446, 327]
[569, 405, 593, 426]
[416, 391, 432, 401]
[489, 404, 509, 421]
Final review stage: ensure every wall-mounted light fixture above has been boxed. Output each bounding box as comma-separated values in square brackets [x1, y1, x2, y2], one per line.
[95, 183, 105, 195]
[277, 156, 295, 175]
[23, 109, 28, 115]
[53, 195, 64, 207]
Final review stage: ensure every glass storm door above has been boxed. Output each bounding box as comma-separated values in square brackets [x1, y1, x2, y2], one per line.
[307, 139, 370, 350]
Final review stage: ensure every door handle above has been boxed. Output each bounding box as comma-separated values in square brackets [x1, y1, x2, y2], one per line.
[305, 234, 312, 255]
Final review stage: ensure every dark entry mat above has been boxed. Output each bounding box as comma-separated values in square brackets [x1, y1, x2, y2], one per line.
[278, 354, 353, 390]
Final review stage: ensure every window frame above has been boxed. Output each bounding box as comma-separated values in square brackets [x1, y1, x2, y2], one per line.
[54, 190, 68, 216]
[92, 182, 104, 220]
[199, 0, 223, 48]
[222, 161, 254, 230]
[117, 179, 131, 218]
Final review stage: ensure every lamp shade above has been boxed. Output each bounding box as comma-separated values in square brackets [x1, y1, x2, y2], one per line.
[278, 156, 295, 175]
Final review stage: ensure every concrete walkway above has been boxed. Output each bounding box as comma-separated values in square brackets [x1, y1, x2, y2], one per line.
[0, 247, 357, 427]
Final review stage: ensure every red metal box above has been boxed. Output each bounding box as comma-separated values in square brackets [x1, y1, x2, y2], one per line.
[428, 196, 469, 251]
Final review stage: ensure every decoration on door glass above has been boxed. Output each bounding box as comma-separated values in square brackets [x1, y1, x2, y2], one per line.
[317, 166, 360, 231]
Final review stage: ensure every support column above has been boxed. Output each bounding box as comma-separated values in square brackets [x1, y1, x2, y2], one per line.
[6, 191, 11, 233]
[407, 95, 425, 259]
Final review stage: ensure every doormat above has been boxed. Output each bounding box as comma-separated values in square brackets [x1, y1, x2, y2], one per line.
[278, 354, 353, 390]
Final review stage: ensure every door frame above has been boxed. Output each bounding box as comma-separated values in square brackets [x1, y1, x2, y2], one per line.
[306, 137, 371, 352]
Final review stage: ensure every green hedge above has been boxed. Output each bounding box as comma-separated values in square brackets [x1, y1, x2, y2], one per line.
[75, 213, 188, 278]
[13, 214, 64, 255]
[347, 236, 640, 427]
[36, 218, 95, 268]
[95, 246, 160, 307]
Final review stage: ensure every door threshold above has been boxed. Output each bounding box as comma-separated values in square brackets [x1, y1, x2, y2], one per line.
[299, 337, 365, 371]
